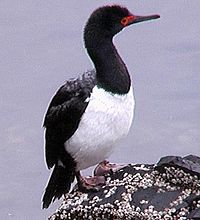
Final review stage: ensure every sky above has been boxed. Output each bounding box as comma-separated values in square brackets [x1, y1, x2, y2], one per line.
[0, 1, 200, 219]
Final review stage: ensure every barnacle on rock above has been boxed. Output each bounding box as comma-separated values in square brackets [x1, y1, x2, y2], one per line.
[49, 155, 200, 220]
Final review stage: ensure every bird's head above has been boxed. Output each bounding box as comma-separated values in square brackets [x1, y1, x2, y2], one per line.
[84, 5, 160, 40]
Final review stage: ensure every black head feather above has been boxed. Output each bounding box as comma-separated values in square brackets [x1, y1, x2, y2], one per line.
[84, 5, 131, 38]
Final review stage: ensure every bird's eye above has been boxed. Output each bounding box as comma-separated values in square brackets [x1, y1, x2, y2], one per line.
[121, 17, 129, 26]
[121, 15, 135, 27]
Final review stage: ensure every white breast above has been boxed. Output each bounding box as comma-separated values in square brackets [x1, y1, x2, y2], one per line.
[65, 85, 135, 171]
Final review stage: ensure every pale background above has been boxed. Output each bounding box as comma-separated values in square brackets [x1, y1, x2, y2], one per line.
[0, 1, 199, 219]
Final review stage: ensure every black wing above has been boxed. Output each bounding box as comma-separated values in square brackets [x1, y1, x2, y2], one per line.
[43, 70, 96, 169]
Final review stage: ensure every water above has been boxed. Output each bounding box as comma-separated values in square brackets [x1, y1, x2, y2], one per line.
[0, 1, 199, 219]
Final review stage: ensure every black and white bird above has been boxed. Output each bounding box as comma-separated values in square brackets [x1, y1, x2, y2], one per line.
[42, 5, 159, 209]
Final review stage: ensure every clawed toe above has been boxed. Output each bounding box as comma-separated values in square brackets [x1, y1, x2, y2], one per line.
[75, 161, 127, 193]
[94, 160, 127, 176]
[76, 171, 105, 192]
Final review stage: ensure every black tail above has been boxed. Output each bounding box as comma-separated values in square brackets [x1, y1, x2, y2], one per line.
[42, 165, 75, 209]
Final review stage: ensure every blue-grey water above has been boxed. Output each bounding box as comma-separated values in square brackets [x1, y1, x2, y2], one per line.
[0, 1, 199, 219]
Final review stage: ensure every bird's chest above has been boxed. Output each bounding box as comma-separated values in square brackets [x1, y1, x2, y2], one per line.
[65, 86, 135, 170]
[85, 86, 135, 139]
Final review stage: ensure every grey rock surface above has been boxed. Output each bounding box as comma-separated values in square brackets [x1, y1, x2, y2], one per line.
[49, 155, 200, 220]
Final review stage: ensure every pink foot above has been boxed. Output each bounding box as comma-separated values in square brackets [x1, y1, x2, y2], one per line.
[94, 160, 127, 176]
[76, 171, 105, 192]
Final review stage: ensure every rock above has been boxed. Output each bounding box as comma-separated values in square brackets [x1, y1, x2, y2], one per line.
[49, 155, 200, 220]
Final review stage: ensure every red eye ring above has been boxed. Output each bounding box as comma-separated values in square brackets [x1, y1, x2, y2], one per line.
[121, 15, 135, 26]
[121, 17, 129, 26]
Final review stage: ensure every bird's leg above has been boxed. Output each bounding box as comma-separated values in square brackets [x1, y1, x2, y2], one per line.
[94, 160, 127, 176]
[75, 171, 105, 192]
